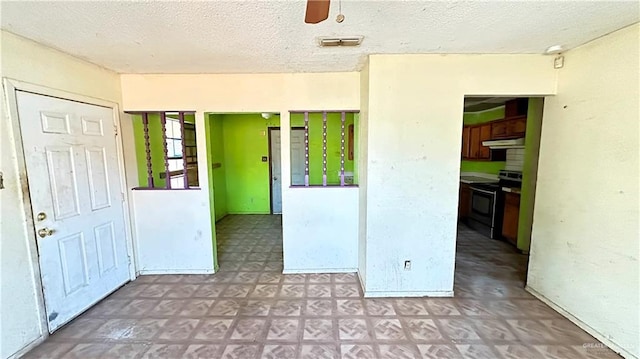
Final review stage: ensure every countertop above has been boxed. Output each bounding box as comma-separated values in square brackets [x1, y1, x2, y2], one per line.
[502, 186, 521, 194]
[460, 176, 499, 184]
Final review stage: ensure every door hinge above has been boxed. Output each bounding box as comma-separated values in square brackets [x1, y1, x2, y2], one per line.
[114, 125, 119, 136]
[121, 192, 125, 202]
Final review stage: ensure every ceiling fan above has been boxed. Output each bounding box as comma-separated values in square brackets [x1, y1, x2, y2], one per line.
[305, 0, 331, 24]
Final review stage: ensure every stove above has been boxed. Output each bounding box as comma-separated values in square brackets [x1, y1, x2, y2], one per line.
[467, 170, 522, 239]
[498, 170, 523, 187]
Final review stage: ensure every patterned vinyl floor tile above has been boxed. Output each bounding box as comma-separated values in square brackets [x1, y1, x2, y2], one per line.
[23, 216, 620, 359]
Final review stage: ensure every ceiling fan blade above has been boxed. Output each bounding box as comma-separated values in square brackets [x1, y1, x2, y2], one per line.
[305, 0, 330, 24]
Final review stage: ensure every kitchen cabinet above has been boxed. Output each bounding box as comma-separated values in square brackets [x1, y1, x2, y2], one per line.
[507, 117, 527, 137]
[461, 98, 528, 161]
[501, 192, 520, 245]
[462, 123, 491, 160]
[491, 116, 527, 139]
[491, 120, 508, 138]
[469, 126, 480, 158]
[505, 98, 529, 118]
[461, 126, 470, 158]
[478, 124, 491, 159]
[458, 183, 471, 220]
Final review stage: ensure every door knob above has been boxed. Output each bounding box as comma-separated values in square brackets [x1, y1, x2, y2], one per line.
[37, 228, 54, 238]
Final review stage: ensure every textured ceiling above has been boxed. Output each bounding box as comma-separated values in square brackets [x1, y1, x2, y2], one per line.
[1, 1, 638, 74]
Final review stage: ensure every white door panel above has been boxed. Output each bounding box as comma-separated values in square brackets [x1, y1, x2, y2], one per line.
[270, 130, 282, 214]
[270, 129, 306, 214]
[17, 91, 129, 332]
[290, 130, 306, 186]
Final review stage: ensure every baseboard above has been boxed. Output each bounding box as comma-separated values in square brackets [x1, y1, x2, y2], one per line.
[137, 269, 216, 275]
[357, 270, 366, 292]
[525, 286, 636, 359]
[226, 211, 272, 215]
[364, 290, 454, 298]
[7, 335, 46, 359]
[282, 268, 357, 274]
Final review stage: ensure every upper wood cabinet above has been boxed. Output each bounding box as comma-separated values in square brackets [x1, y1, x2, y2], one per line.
[462, 123, 491, 160]
[462, 99, 529, 161]
[507, 117, 527, 137]
[469, 126, 481, 158]
[461, 126, 471, 158]
[491, 116, 527, 139]
[505, 98, 529, 118]
[479, 124, 491, 159]
[491, 120, 508, 138]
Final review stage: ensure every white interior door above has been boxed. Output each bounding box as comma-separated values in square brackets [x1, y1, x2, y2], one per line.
[290, 129, 306, 185]
[270, 129, 306, 213]
[17, 91, 130, 332]
[270, 130, 283, 214]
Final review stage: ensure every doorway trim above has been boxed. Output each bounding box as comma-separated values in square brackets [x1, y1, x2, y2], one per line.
[2, 78, 136, 353]
[267, 127, 279, 214]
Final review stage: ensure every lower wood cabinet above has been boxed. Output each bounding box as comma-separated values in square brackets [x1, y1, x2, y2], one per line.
[501, 192, 520, 245]
[458, 183, 471, 219]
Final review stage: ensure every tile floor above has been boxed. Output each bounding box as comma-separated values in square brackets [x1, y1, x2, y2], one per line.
[24, 215, 620, 358]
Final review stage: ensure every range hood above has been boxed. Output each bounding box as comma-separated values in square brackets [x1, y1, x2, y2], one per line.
[482, 138, 525, 149]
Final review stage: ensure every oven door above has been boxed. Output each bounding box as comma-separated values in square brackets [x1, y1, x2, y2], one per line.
[469, 187, 496, 227]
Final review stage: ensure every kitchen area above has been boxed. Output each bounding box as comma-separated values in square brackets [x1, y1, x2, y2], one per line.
[458, 97, 543, 253]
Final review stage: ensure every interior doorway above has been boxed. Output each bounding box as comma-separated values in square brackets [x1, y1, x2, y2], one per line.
[17, 91, 131, 332]
[268, 127, 305, 214]
[455, 96, 545, 292]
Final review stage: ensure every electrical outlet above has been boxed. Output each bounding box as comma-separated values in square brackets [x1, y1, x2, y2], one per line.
[404, 260, 411, 271]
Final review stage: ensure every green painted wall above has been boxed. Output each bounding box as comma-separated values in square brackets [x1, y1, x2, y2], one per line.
[221, 114, 275, 214]
[459, 161, 505, 175]
[460, 106, 506, 174]
[353, 113, 360, 185]
[290, 112, 356, 185]
[132, 113, 195, 187]
[462, 106, 505, 125]
[517, 98, 544, 252]
[133, 111, 358, 228]
[132, 113, 167, 187]
[213, 112, 357, 214]
[209, 114, 228, 221]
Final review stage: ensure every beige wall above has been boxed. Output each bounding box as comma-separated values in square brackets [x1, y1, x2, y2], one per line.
[120, 72, 359, 112]
[361, 54, 557, 296]
[0, 31, 128, 358]
[528, 23, 639, 358]
[357, 61, 370, 287]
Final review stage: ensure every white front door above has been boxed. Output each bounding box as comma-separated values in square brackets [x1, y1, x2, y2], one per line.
[17, 91, 130, 332]
[270, 129, 306, 213]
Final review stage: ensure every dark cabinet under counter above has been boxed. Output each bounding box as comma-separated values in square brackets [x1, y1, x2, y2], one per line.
[501, 191, 520, 246]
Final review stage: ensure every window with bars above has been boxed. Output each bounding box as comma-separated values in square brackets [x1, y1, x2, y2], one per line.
[129, 111, 199, 189]
[290, 111, 359, 187]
